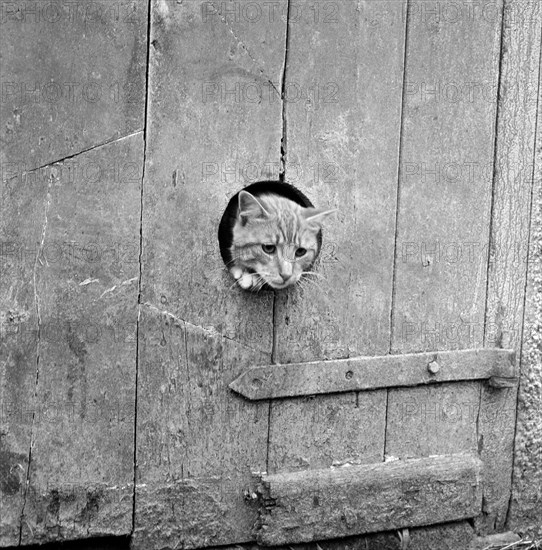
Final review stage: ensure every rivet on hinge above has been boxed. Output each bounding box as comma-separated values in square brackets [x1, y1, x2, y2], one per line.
[427, 360, 440, 374]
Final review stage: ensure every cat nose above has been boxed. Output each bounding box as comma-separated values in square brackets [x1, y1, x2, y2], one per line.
[279, 266, 293, 282]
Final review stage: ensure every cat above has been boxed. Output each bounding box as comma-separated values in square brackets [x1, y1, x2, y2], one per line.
[226, 188, 335, 290]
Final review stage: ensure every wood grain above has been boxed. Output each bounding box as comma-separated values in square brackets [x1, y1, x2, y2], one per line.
[0, 0, 148, 172]
[133, 1, 285, 547]
[1, 1, 148, 543]
[257, 454, 483, 545]
[386, 382, 480, 459]
[479, 0, 542, 533]
[388, 0, 504, 542]
[268, 0, 407, 479]
[1, 141, 44, 546]
[18, 134, 144, 543]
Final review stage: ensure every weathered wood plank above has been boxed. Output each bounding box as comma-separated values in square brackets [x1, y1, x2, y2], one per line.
[391, 1, 503, 354]
[135, 310, 271, 549]
[508, 29, 542, 536]
[268, 0, 407, 478]
[257, 454, 483, 545]
[275, 0, 407, 362]
[267, 392, 384, 473]
[1, 2, 148, 543]
[1, 143, 45, 546]
[509, 143, 542, 535]
[386, 382, 480, 459]
[133, 1, 285, 547]
[16, 134, 144, 543]
[0, 0, 148, 172]
[480, 0, 542, 533]
[206, 521, 475, 550]
[230, 348, 516, 399]
[388, 0, 504, 542]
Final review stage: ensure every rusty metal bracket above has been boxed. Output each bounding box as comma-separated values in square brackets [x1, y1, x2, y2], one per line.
[229, 348, 516, 400]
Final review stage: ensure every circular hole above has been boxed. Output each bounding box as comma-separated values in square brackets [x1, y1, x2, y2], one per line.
[345, 370, 353, 380]
[218, 180, 324, 292]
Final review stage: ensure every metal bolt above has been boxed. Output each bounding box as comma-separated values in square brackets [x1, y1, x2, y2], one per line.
[427, 360, 440, 374]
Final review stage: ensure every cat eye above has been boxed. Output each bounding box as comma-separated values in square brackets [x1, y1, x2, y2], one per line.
[262, 244, 276, 254]
[295, 248, 307, 257]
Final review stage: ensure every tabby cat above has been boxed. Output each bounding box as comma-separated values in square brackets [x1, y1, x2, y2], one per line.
[227, 189, 335, 290]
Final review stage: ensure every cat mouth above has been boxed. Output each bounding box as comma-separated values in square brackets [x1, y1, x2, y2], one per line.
[265, 277, 297, 290]
[249, 269, 297, 290]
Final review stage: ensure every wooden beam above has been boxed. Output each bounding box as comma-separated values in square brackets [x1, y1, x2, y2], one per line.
[230, 348, 516, 400]
[256, 454, 483, 545]
[479, 0, 542, 533]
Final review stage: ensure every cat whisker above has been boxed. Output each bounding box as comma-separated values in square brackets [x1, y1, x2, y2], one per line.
[228, 282, 239, 292]
[254, 274, 271, 290]
[253, 281, 266, 292]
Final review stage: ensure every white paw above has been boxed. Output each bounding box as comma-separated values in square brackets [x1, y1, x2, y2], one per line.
[230, 266, 243, 280]
[238, 273, 254, 289]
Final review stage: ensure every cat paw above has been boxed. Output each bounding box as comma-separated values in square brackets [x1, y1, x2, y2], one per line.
[230, 267, 259, 290]
[230, 266, 243, 280]
[238, 273, 255, 289]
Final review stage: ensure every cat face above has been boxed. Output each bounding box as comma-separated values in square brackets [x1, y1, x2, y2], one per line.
[230, 191, 335, 290]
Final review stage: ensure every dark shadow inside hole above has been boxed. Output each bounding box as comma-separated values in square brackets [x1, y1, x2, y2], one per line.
[218, 181, 323, 290]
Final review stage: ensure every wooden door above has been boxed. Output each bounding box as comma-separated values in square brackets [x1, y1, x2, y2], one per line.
[131, 0, 541, 548]
[132, 0, 538, 548]
[2, 0, 540, 548]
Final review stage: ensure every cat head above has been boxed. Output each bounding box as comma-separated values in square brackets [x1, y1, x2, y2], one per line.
[230, 190, 335, 290]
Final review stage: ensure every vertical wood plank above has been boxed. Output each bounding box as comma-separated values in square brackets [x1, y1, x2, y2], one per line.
[482, 0, 542, 533]
[133, 1, 286, 548]
[18, 135, 144, 543]
[268, 0, 407, 474]
[387, 0, 503, 542]
[1, 1, 148, 543]
[509, 92, 541, 536]
[1, 156, 44, 546]
[390, 0, 503, 355]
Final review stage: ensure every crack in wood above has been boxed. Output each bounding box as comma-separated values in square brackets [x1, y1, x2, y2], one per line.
[141, 301, 266, 356]
[18, 180, 53, 544]
[208, 0, 281, 98]
[132, 0, 153, 535]
[279, 0, 290, 178]
[16, 130, 144, 178]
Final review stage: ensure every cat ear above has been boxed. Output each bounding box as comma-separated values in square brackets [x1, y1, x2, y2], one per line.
[238, 191, 270, 220]
[303, 207, 337, 227]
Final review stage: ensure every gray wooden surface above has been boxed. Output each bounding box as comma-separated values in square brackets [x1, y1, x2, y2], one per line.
[19, 136, 143, 543]
[508, 21, 542, 535]
[268, 0, 407, 492]
[386, 0, 504, 543]
[1, 0, 541, 548]
[132, 1, 284, 547]
[479, 0, 542, 533]
[1, 0, 148, 544]
[258, 454, 483, 545]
